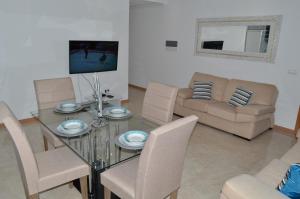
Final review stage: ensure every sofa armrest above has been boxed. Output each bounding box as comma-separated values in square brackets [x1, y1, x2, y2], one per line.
[236, 104, 275, 115]
[177, 88, 193, 99]
[221, 174, 288, 199]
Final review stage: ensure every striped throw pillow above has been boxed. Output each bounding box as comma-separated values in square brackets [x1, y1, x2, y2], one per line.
[228, 87, 253, 107]
[192, 81, 213, 100]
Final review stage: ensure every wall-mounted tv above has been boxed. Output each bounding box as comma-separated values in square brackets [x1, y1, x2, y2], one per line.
[69, 40, 119, 74]
[202, 41, 224, 50]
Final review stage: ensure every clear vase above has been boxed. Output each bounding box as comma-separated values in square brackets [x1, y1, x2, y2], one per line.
[95, 94, 103, 118]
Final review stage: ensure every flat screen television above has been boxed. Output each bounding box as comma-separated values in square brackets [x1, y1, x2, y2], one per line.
[202, 41, 224, 50]
[69, 40, 119, 74]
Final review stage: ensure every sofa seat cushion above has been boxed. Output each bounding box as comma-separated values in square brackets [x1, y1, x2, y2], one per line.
[183, 99, 217, 113]
[236, 113, 273, 122]
[281, 142, 300, 165]
[236, 105, 275, 115]
[256, 159, 290, 188]
[207, 102, 236, 121]
[222, 174, 288, 199]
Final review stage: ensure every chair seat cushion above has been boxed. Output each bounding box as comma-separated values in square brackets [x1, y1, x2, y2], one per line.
[36, 147, 89, 192]
[101, 158, 139, 199]
[255, 159, 290, 188]
[207, 102, 236, 121]
[183, 99, 216, 113]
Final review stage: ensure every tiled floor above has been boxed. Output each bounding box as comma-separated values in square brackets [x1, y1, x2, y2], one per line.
[0, 87, 296, 199]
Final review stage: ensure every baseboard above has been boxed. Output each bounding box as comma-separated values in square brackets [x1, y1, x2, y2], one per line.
[0, 117, 37, 128]
[129, 84, 146, 91]
[121, 99, 129, 104]
[273, 125, 296, 137]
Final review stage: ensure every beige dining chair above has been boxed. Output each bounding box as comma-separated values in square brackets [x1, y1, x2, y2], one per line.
[0, 101, 89, 199]
[101, 115, 198, 199]
[142, 82, 178, 125]
[34, 77, 76, 150]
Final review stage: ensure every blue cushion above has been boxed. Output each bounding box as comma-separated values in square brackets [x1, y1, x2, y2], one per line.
[278, 163, 300, 198]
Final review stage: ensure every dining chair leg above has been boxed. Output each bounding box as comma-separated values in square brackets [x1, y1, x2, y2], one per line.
[43, 136, 48, 151]
[170, 190, 178, 199]
[28, 193, 39, 199]
[104, 187, 111, 199]
[80, 176, 88, 199]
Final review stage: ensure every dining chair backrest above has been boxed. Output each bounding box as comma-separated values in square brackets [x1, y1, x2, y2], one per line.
[135, 115, 198, 199]
[0, 101, 39, 196]
[142, 82, 178, 125]
[34, 77, 76, 109]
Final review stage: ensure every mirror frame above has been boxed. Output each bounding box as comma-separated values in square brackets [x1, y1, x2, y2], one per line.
[195, 15, 282, 63]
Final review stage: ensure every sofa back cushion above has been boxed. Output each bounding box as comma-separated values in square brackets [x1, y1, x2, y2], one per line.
[189, 72, 228, 101]
[223, 79, 278, 106]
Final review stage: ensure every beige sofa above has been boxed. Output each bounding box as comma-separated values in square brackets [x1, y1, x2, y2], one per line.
[220, 130, 300, 199]
[174, 72, 278, 140]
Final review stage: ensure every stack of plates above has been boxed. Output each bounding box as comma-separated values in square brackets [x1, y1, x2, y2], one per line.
[56, 119, 90, 137]
[54, 102, 82, 113]
[115, 130, 149, 150]
[103, 106, 132, 119]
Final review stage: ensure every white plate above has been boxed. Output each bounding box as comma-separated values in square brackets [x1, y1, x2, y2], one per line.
[119, 135, 144, 147]
[110, 108, 126, 114]
[55, 102, 82, 113]
[125, 131, 148, 142]
[62, 120, 84, 131]
[115, 130, 148, 150]
[56, 120, 90, 137]
[104, 107, 132, 119]
[61, 103, 77, 109]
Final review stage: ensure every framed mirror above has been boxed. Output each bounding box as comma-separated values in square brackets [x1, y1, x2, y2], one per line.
[195, 15, 282, 63]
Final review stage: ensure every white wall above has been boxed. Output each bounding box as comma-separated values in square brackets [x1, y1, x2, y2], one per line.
[0, 0, 129, 119]
[129, 0, 300, 129]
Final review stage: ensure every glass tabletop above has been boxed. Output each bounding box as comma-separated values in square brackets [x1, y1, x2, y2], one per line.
[33, 105, 158, 170]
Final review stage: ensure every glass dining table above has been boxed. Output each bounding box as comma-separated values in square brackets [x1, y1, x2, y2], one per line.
[33, 103, 158, 199]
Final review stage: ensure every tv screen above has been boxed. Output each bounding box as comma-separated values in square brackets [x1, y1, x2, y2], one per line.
[69, 40, 119, 74]
[202, 41, 224, 50]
